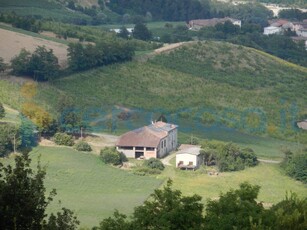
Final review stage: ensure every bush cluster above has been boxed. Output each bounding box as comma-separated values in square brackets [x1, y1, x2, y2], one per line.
[281, 150, 307, 184]
[74, 141, 92, 152]
[53, 132, 74, 146]
[143, 158, 165, 171]
[100, 147, 127, 165]
[201, 140, 258, 172]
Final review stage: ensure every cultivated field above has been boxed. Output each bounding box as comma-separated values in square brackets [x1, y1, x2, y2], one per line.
[0, 27, 68, 67]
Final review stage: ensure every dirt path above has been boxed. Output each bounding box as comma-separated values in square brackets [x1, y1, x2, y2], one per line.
[154, 42, 189, 54]
[258, 159, 281, 164]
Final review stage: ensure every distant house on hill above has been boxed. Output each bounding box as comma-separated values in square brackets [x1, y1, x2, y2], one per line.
[264, 19, 294, 35]
[263, 26, 283, 35]
[188, 17, 241, 30]
[116, 121, 178, 159]
[176, 146, 202, 170]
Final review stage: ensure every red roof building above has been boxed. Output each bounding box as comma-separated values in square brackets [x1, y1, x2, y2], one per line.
[116, 121, 178, 159]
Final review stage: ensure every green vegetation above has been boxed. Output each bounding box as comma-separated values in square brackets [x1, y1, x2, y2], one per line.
[281, 149, 307, 184]
[100, 146, 127, 165]
[0, 123, 19, 157]
[53, 132, 74, 146]
[0, 152, 79, 229]
[11, 46, 60, 81]
[167, 162, 307, 205]
[133, 158, 165, 176]
[18, 146, 162, 227]
[95, 180, 307, 230]
[0, 0, 92, 23]
[201, 140, 258, 172]
[0, 102, 5, 119]
[74, 141, 92, 152]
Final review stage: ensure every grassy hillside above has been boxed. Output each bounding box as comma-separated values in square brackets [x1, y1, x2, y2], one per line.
[0, 0, 91, 22]
[1, 41, 306, 147]
[29, 42, 306, 140]
[0, 146, 163, 228]
[165, 160, 307, 206]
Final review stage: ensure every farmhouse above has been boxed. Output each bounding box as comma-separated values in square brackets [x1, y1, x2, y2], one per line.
[263, 26, 283, 35]
[176, 146, 202, 170]
[188, 17, 241, 30]
[116, 121, 178, 159]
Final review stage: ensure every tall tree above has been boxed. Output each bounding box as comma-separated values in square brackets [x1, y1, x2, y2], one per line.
[132, 23, 152, 41]
[0, 153, 79, 229]
[0, 102, 5, 119]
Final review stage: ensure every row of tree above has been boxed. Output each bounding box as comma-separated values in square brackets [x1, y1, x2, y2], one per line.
[108, 0, 211, 21]
[67, 40, 134, 71]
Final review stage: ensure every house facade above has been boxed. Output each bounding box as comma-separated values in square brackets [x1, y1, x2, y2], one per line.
[176, 146, 202, 170]
[116, 121, 178, 159]
[263, 26, 283, 35]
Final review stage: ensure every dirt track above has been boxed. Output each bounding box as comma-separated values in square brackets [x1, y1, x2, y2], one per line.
[0, 28, 68, 67]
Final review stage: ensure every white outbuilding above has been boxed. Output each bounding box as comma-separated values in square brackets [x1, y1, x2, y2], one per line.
[176, 146, 202, 170]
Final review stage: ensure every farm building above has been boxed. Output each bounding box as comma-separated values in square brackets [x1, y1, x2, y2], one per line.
[116, 121, 178, 159]
[176, 146, 202, 170]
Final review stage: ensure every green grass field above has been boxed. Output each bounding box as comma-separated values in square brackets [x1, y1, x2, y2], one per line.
[160, 160, 307, 207]
[1, 146, 163, 228]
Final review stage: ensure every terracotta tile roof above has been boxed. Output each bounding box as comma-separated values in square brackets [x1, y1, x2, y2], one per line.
[116, 122, 177, 148]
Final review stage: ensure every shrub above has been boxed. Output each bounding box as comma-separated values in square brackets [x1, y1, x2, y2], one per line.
[282, 151, 307, 184]
[100, 147, 126, 165]
[143, 158, 164, 171]
[133, 167, 162, 176]
[74, 141, 92, 152]
[53, 132, 74, 146]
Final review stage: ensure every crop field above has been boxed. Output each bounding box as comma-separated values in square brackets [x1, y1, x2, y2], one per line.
[0, 0, 91, 22]
[0, 146, 163, 228]
[0, 26, 68, 67]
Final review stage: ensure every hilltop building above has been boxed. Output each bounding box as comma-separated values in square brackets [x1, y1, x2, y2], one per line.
[188, 17, 241, 30]
[116, 121, 178, 159]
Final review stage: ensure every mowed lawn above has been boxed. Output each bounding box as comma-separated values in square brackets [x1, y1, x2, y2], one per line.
[161, 161, 307, 207]
[2, 146, 163, 228]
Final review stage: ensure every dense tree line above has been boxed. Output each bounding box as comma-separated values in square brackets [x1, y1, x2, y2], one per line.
[279, 9, 307, 21]
[11, 46, 60, 81]
[107, 0, 212, 21]
[0, 12, 42, 32]
[67, 40, 135, 71]
[94, 180, 307, 229]
[200, 140, 258, 172]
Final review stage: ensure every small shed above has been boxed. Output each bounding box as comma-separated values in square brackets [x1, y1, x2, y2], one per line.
[176, 146, 202, 170]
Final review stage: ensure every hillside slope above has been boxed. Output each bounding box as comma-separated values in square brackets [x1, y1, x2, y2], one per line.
[1, 41, 306, 143]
